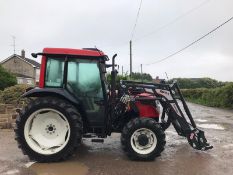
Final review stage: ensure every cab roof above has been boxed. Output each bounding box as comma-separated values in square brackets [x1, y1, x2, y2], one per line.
[43, 48, 105, 57]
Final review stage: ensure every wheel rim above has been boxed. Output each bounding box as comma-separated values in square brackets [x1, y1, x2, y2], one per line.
[130, 128, 157, 155]
[24, 108, 70, 155]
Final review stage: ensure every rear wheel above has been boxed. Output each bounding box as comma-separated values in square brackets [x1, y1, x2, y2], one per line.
[15, 97, 83, 162]
[121, 118, 166, 160]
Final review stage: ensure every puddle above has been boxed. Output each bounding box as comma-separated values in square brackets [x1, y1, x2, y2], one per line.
[222, 144, 233, 149]
[29, 161, 88, 175]
[165, 131, 177, 135]
[25, 161, 36, 168]
[3, 169, 20, 175]
[225, 116, 233, 118]
[197, 124, 224, 130]
[196, 119, 208, 122]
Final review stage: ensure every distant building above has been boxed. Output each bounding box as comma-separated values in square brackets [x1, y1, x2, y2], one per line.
[0, 50, 40, 85]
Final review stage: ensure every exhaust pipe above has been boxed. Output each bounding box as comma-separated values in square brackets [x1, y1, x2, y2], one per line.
[111, 54, 117, 105]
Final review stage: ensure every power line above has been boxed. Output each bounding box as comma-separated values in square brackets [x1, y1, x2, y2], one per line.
[134, 0, 211, 42]
[103, 0, 210, 50]
[130, 0, 143, 40]
[102, 0, 210, 49]
[145, 16, 233, 65]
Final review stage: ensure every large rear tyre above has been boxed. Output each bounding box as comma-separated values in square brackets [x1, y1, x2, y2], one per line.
[121, 118, 166, 161]
[14, 97, 83, 162]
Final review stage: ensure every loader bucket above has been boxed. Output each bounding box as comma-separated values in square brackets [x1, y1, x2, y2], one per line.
[187, 128, 213, 151]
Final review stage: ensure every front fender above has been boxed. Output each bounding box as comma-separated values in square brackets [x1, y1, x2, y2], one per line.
[21, 87, 80, 105]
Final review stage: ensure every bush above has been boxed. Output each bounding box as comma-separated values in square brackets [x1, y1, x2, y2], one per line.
[181, 83, 233, 108]
[106, 72, 153, 86]
[169, 78, 226, 89]
[0, 84, 31, 104]
[131, 72, 153, 82]
[106, 73, 128, 90]
[0, 65, 17, 90]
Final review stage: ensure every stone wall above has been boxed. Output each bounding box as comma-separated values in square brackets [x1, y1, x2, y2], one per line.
[0, 104, 18, 129]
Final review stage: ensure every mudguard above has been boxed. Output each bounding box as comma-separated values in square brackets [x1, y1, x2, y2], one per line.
[21, 87, 80, 106]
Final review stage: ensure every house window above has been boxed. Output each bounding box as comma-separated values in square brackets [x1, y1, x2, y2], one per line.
[26, 79, 33, 85]
[17, 78, 23, 84]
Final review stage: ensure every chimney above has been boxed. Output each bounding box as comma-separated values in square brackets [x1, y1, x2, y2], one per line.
[21, 49, 25, 59]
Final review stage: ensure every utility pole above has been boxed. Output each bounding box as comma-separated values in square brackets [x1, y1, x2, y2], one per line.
[122, 66, 124, 76]
[140, 64, 143, 82]
[130, 40, 132, 77]
[165, 72, 169, 80]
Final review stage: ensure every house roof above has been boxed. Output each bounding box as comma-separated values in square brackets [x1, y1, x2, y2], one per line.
[0, 54, 40, 68]
[24, 57, 41, 67]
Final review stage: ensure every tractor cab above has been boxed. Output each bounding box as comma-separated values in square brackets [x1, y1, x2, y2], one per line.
[27, 48, 110, 134]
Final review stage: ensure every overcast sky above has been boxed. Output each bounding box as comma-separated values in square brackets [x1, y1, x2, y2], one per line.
[0, 0, 233, 81]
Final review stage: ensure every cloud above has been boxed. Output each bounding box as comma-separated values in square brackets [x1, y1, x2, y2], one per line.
[0, 0, 232, 81]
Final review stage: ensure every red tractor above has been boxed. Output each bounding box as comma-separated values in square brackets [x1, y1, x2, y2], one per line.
[15, 48, 212, 162]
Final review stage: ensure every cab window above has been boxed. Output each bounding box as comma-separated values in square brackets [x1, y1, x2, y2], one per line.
[45, 58, 64, 87]
[67, 59, 103, 98]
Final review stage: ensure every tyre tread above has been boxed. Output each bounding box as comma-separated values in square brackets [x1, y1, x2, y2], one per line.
[121, 118, 166, 161]
[15, 97, 83, 162]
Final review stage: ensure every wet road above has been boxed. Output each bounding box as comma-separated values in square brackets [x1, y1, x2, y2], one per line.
[0, 103, 233, 175]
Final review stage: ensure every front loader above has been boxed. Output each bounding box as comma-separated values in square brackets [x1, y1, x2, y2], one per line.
[14, 48, 212, 162]
[118, 80, 213, 151]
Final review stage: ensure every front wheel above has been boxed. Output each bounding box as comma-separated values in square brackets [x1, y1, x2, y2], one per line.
[15, 97, 83, 162]
[121, 118, 166, 161]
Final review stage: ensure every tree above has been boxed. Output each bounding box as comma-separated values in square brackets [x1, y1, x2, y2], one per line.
[131, 72, 153, 82]
[0, 65, 17, 90]
[106, 73, 128, 86]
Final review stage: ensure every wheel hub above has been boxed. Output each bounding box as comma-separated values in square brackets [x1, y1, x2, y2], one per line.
[45, 124, 56, 134]
[48, 126, 53, 131]
[24, 108, 70, 155]
[138, 134, 149, 146]
[130, 128, 157, 155]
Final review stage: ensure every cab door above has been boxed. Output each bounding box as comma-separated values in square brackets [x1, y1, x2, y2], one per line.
[66, 59, 106, 127]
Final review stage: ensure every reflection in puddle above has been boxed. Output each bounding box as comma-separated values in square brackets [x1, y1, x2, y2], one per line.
[165, 131, 177, 135]
[222, 144, 233, 149]
[3, 169, 20, 175]
[25, 161, 36, 168]
[196, 119, 208, 122]
[29, 161, 88, 175]
[197, 124, 224, 130]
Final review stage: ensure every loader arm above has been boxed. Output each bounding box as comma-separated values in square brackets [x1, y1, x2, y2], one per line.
[120, 80, 213, 151]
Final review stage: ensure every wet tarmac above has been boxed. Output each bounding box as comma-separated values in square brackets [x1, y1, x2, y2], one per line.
[0, 103, 233, 175]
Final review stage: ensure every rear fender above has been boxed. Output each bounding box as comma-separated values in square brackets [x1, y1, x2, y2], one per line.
[21, 88, 89, 130]
[21, 88, 80, 106]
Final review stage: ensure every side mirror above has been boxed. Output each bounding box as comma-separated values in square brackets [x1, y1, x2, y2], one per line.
[31, 53, 37, 58]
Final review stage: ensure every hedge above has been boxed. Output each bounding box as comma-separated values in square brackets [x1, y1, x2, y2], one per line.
[181, 83, 233, 108]
[0, 84, 31, 105]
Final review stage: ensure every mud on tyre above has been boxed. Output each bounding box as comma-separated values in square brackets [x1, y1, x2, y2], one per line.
[14, 97, 83, 162]
[121, 118, 166, 161]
